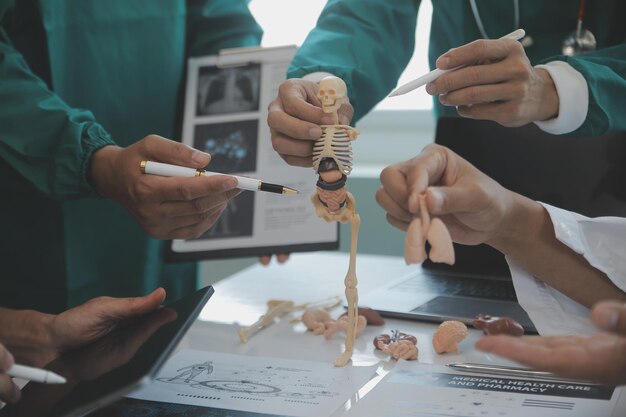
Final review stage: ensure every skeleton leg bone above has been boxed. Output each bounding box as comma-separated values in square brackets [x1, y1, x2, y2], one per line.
[334, 212, 360, 367]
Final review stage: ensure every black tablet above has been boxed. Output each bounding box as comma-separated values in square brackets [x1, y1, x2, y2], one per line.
[0, 286, 214, 417]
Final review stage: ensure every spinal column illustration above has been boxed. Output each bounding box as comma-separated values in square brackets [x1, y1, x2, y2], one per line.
[311, 76, 360, 367]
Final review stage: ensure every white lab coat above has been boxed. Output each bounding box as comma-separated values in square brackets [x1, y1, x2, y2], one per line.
[508, 203, 626, 336]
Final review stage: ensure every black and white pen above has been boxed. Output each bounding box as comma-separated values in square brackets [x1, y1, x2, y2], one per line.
[140, 161, 299, 196]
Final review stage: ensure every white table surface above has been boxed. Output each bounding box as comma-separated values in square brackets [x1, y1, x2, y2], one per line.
[177, 251, 625, 417]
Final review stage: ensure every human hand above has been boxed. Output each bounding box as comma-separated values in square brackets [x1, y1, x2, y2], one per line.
[376, 144, 522, 246]
[52, 304, 176, 382]
[0, 306, 176, 417]
[89, 135, 241, 239]
[476, 300, 626, 386]
[426, 38, 559, 127]
[267, 78, 354, 167]
[42, 288, 167, 363]
[259, 254, 290, 266]
[0, 343, 20, 404]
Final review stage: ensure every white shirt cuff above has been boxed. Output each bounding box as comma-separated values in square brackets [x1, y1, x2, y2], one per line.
[533, 61, 589, 135]
[302, 71, 335, 83]
[507, 202, 626, 336]
[542, 203, 626, 294]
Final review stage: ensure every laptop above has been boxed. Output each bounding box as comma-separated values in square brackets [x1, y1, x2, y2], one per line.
[360, 118, 626, 333]
[0, 286, 214, 417]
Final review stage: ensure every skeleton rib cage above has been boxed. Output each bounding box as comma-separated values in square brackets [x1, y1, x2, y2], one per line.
[312, 125, 354, 175]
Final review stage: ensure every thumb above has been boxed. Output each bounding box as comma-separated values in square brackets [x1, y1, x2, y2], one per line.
[592, 300, 626, 335]
[103, 287, 167, 321]
[425, 185, 472, 216]
[145, 135, 211, 169]
[403, 144, 452, 213]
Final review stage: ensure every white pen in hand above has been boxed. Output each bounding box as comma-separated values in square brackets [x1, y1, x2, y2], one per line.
[388, 28, 526, 97]
[8, 364, 66, 384]
[140, 161, 299, 196]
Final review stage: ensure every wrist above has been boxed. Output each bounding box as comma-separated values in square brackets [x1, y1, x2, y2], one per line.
[533, 61, 589, 135]
[487, 192, 545, 256]
[88, 145, 122, 198]
[535, 68, 559, 121]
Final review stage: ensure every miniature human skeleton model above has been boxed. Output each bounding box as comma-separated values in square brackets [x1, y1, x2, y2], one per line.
[404, 194, 455, 265]
[373, 330, 419, 361]
[432, 320, 469, 354]
[311, 76, 360, 367]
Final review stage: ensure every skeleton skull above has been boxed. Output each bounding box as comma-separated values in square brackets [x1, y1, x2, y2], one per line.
[317, 76, 347, 114]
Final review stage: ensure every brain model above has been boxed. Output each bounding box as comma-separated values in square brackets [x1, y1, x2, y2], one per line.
[432, 320, 468, 354]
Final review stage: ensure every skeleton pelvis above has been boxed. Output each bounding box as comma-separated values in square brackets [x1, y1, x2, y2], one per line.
[311, 192, 356, 224]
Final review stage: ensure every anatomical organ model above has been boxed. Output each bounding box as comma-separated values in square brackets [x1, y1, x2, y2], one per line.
[373, 330, 419, 361]
[404, 194, 455, 265]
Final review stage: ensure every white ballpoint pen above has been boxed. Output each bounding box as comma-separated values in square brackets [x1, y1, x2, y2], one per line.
[388, 28, 526, 97]
[8, 364, 66, 384]
[140, 161, 299, 195]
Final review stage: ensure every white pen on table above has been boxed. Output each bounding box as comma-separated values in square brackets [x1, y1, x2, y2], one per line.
[388, 28, 526, 97]
[8, 364, 66, 384]
[140, 161, 299, 196]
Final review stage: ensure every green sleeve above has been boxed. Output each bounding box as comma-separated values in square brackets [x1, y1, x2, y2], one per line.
[0, 25, 115, 198]
[186, 0, 263, 57]
[287, 0, 420, 122]
[546, 44, 626, 137]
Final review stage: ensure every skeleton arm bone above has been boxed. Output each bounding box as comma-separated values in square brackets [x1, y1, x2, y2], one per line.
[238, 300, 295, 343]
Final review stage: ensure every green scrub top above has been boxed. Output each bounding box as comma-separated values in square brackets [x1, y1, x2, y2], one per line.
[0, 0, 262, 313]
[288, 0, 625, 136]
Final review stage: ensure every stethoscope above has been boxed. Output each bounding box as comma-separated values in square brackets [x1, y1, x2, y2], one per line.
[468, 0, 597, 56]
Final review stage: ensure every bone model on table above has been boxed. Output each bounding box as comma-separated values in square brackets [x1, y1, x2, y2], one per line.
[302, 305, 384, 339]
[238, 296, 342, 343]
[302, 308, 367, 339]
[311, 76, 360, 367]
[404, 194, 455, 265]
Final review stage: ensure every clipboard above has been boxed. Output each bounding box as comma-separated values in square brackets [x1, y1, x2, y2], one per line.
[167, 45, 339, 261]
